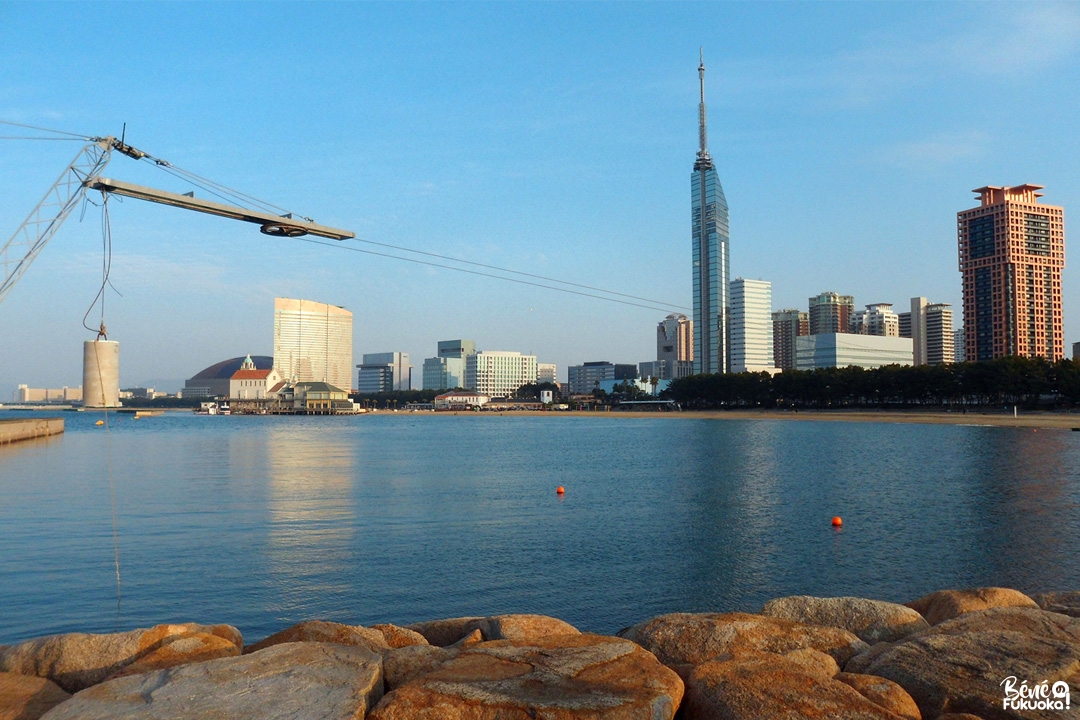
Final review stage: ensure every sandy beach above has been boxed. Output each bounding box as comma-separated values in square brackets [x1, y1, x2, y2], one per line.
[437, 408, 1080, 429]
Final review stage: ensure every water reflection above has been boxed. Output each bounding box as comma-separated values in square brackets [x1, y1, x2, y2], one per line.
[264, 425, 357, 618]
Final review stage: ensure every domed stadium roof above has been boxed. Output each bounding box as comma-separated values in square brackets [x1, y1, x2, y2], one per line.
[189, 356, 274, 381]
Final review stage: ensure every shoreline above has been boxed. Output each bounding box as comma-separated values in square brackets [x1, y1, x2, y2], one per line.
[425, 407, 1080, 429]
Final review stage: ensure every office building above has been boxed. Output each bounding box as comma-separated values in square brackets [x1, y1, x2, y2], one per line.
[730, 278, 775, 372]
[772, 309, 808, 371]
[795, 334, 913, 370]
[566, 361, 637, 395]
[851, 303, 899, 337]
[422, 339, 476, 391]
[898, 311, 912, 340]
[1073, 341, 1080, 360]
[465, 351, 537, 398]
[273, 298, 353, 391]
[13, 385, 82, 403]
[656, 314, 693, 379]
[907, 297, 955, 366]
[808, 292, 855, 335]
[537, 363, 558, 385]
[691, 52, 730, 374]
[958, 185, 1065, 361]
[357, 352, 412, 393]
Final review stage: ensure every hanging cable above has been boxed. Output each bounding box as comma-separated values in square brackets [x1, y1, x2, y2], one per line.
[0, 135, 85, 141]
[345, 235, 689, 311]
[296, 236, 687, 315]
[0, 119, 90, 138]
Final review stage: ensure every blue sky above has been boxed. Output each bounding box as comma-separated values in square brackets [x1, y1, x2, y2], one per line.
[2, 2, 1079, 393]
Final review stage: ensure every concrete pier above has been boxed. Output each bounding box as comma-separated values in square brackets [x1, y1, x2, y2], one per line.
[0, 417, 64, 445]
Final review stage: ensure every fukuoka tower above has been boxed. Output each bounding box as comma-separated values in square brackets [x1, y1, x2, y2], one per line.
[691, 50, 730, 375]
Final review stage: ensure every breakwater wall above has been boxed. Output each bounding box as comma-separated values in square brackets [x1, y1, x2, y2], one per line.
[1, 587, 1078, 719]
[0, 417, 64, 445]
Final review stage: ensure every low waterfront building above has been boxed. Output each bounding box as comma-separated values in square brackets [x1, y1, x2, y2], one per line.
[566, 361, 637, 394]
[229, 355, 283, 399]
[264, 381, 353, 414]
[186, 356, 274, 398]
[13, 385, 82, 403]
[434, 390, 490, 410]
[795, 334, 914, 370]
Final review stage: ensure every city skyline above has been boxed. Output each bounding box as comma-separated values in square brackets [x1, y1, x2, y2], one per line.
[2, 3, 1079, 393]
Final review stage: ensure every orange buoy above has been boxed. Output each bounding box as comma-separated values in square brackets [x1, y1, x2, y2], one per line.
[831, 516, 843, 527]
[95, 420, 104, 426]
[556, 486, 565, 495]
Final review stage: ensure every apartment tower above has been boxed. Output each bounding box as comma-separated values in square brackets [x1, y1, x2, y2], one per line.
[657, 313, 693, 379]
[691, 51, 730, 374]
[730, 278, 774, 372]
[772, 309, 808, 370]
[907, 297, 955, 366]
[958, 185, 1065, 361]
[808, 292, 855, 335]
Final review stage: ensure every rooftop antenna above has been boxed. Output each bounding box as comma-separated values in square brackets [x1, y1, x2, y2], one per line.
[697, 48, 710, 161]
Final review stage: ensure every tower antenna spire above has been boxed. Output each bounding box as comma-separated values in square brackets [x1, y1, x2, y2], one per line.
[697, 47, 709, 160]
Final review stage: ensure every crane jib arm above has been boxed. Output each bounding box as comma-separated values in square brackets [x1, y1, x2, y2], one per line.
[86, 177, 354, 241]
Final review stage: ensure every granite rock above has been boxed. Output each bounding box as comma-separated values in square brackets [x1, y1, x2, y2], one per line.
[244, 620, 388, 654]
[0, 672, 71, 720]
[835, 672, 922, 720]
[905, 588, 1038, 626]
[39, 641, 382, 720]
[682, 651, 911, 720]
[618, 612, 868, 668]
[0, 623, 242, 693]
[405, 614, 580, 647]
[368, 632, 683, 720]
[1032, 592, 1080, 619]
[372, 623, 429, 648]
[853, 607, 1080, 719]
[763, 596, 930, 643]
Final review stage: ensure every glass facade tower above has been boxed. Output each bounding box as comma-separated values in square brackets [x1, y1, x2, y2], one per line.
[691, 53, 730, 374]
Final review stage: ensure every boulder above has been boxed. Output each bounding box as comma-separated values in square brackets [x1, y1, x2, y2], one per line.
[0, 623, 242, 693]
[39, 641, 382, 720]
[905, 588, 1038, 625]
[405, 614, 580, 646]
[244, 620, 388, 654]
[782, 648, 840, 679]
[762, 596, 930, 643]
[852, 607, 1080, 719]
[835, 672, 922, 720]
[382, 645, 456, 691]
[682, 651, 911, 720]
[1033, 591, 1080, 618]
[372, 623, 429, 648]
[368, 633, 683, 720]
[617, 612, 868, 668]
[105, 633, 239, 680]
[0, 672, 71, 720]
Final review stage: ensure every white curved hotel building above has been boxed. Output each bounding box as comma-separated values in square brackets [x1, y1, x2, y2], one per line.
[273, 297, 353, 391]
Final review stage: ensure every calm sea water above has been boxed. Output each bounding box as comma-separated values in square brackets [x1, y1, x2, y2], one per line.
[1, 410, 1078, 645]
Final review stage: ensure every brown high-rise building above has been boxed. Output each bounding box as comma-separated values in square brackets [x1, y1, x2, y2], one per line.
[772, 309, 808, 370]
[958, 185, 1065, 362]
[808, 292, 854, 335]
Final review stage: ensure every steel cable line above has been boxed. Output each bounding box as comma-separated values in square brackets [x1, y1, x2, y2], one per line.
[297, 236, 686, 315]
[0, 119, 91, 138]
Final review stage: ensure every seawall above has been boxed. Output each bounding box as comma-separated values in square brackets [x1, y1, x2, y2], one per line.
[0, 417, 64, 445]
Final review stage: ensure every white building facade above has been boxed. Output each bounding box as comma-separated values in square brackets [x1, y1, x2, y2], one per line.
[730, 278, 775, 373]
[465, 351, 537, 398]
[796, 334, 914, 370]
[273, 297, 353, 392]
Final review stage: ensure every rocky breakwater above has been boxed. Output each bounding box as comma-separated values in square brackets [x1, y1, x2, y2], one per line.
[0, 586, 1076, 720]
